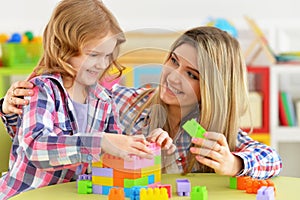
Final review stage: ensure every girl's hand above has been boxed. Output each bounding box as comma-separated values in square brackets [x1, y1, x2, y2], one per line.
[147, 128, 176, 154]
[2, 81, 34, 115]
[190, 132, 243, 176]
[101, 133, 154, 160]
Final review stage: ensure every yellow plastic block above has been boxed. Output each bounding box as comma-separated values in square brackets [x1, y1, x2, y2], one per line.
[92, 176, 113, 186]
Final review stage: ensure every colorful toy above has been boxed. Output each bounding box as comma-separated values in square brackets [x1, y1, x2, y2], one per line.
[229, 176, 275, 195]
[77, 180, 92, 194]
[256, 186, 275, 200]
[140, 187, 168, 200]
[182, 119, 206, 138]
[108, 187, 125, 200]
[78, 143, 161, 197]
[176, 179, 191, 196]
[191, 186, 208, 200]
[229, 177, 237, 189]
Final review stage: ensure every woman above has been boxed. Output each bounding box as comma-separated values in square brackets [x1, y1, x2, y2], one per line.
[1, 26, 282, 180]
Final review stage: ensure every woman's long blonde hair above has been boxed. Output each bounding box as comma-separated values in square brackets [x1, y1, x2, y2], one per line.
[127, 26, 249, 173]
[33, 0, 125, 87]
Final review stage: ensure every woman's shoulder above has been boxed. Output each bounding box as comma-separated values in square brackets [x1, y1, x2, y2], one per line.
[111, 84, 152, 103]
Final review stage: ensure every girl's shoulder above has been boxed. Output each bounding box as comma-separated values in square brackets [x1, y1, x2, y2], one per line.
[29, 73, 66, 95]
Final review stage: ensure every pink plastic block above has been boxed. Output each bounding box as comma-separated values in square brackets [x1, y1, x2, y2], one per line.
[140, 157, 155, 168]
[147, 143, 161, 156]
[176, 179, 191, 196]
[92, 167, 113, 177]
[256, 186, 275, 200]
[148, 182, 161, 188]
[124, 155, 142, 170]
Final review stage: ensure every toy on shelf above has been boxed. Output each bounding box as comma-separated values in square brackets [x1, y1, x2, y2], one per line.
[77, 142, 162, 198]
[0, 31, 43, 68]
[176, 179, 191, 196]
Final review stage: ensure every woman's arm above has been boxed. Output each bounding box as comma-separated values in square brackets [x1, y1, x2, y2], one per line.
[232, 131, 282, 179]
[0, 81, 34, 139]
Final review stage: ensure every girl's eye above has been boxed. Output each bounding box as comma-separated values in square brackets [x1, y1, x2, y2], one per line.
[187, 71, 199, 80]
[89, 53, 98, 57]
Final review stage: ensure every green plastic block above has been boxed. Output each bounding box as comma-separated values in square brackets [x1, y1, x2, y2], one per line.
[78, 180, 92, 194]
[154, 155, 161, 165]
[182, 119, 206, 138]
[191, 186, 208, 200]
[229, 177, 237, 189]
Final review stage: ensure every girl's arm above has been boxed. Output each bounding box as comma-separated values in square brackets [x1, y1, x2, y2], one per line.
[21, 78, 152, 170]
[232, 131, 282, 179]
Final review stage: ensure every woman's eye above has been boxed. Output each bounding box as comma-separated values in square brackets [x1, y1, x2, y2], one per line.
[187, 71, 199, 80]
[171, 56, 179, 66]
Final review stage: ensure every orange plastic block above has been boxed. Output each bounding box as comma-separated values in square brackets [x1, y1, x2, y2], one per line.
[113, 168, 142, 179]
[113, 177, 124, 187]
[102, 154, 125, 170]
[237, 176, 250, 190]
[108, 188, 125, 200]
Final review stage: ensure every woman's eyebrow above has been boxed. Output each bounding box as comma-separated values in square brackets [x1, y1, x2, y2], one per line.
[172, 52, 199, 74]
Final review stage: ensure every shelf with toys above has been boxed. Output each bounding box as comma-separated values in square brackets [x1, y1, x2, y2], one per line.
[0, 32, 42, 97]
[269, 64, 300, 177]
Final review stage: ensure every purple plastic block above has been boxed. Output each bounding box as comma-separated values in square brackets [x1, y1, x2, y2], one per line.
[92, 167, 113, 177]
[78, 174, 92, 181]
[176, 179, 191, 196]
[92, 185, 102, 194]
[256, 186, 275, 200]
[124, 155, 142, 170]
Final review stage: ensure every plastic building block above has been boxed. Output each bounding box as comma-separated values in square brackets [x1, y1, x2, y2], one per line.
[130, 186, 148, 200]
[237, 176, 250, 190]
[158, 184, 172, 198]
[191, 186, 208, 200]
[229, 177, 237, 189]
[140, 188, 168, 200]
[256, 186, 275, 200]
[176, 179, 191, 196]
[92, 167, 113, 177]
[78, 180, 92, 194]
[108, 188, 125, 200]
[182, 119, 206, 138]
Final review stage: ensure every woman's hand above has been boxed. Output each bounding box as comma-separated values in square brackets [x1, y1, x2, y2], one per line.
[190, 132, 243, 176]
[147, 128, 176, 154]
[101, 133, 154, 160]
[2, 81, 34, 115]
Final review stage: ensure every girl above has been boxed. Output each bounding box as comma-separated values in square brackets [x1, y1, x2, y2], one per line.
[0, 0, 169, 199]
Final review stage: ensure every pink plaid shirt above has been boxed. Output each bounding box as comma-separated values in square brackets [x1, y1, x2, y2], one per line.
[0, 74, 121, 199]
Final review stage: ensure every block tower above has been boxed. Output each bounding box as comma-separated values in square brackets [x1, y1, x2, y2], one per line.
[91, 143, 161, 198]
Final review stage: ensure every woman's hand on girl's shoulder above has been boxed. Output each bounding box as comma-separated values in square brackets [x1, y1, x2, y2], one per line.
[2, 81, 34, 115]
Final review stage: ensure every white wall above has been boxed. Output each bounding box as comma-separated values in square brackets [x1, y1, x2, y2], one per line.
[0, 0, 299, 53]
